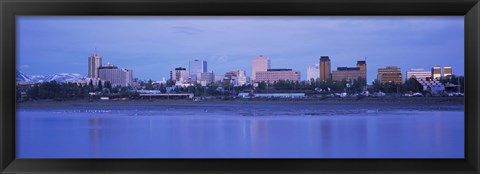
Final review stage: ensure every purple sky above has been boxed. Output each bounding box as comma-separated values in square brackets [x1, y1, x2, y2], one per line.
[17, 16, 464, 83]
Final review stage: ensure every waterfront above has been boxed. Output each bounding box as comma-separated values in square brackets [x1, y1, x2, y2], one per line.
[17, 100, 464, 158]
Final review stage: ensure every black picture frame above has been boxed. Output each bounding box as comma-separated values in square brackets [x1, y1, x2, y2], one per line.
[1, 0, 479, 173]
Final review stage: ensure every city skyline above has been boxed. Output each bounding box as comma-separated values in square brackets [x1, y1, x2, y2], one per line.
[17, 16, 464, 83]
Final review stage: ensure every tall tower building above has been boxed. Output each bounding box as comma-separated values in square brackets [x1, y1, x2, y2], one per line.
[319, 56, 331, 82]
[87, 50, 102, 78]
[189, 59, 207, 81]
[357, 60, 367, 82]
[357, 60, 366, 71]
[252, 55, 271, 81]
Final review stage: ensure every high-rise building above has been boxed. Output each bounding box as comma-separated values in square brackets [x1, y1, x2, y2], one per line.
[378, 66, 403, 84]
[252, 55, 271, 81]
[87, 50, 102, 78]
[255, 69, 300, 83]
[432, 66, 441, 79]
[189, 59, 207, 81]
[319, 56, 331, 82]
[406, 68, 431, 80]
[331, 60, 367, 82]
[307, 64, 320, 81]
[98, 63, 133, 87]
[170, 67, 189, 82]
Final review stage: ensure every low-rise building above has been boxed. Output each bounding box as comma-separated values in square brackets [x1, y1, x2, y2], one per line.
[170, 67, 189, 82]
[443, 66, 452, 77]
[224, 70, 248, 86]
[432, 66, 453, 79]
[331, 60, 367, 82]
[254, 69, 300, 83]
[406, 68, 431, 80]
[378, 66, 403, 84]
[199, 72, 215, 85]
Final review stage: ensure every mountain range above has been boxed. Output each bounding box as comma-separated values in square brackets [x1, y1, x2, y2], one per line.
[16, 70, 86, 83]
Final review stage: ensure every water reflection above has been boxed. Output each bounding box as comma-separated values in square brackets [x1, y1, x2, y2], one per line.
[88, 117, 102, 157]
[319, 118, 333, 157]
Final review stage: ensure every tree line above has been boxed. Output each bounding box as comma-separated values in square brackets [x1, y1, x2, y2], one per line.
[17, 75, 464, 101]
[17, 80, 136, 101]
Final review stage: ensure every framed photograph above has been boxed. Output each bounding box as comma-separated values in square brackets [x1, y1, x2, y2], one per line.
[1, 0, 479, 173]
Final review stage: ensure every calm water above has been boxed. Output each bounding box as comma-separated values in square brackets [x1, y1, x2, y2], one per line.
[16, 103, 464, 158]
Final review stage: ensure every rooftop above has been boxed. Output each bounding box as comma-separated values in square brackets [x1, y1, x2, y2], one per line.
[175, 67, 186, 70]
[357, 60, 366, 64]
[267, 69, 293, 71]
[320, 56, 330, 61]
[337, 67, 360, 71]
[99, 63, 118, 69]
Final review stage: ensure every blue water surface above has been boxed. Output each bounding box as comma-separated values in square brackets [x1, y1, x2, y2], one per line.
[16, 103, 464, 158]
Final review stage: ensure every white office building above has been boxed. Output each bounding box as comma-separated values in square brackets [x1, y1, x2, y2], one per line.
[98, 63, 133, 87]
[224, 70, 248, 86]
[307, 64, 320, 81]
[406, 68, 431, 80]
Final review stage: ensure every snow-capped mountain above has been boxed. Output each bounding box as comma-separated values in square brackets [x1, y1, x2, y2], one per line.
[46, 73, 85, 82]
[16, 71, 86, 83]
[16, 70, 32, 82]
[29, 75, 49, 83]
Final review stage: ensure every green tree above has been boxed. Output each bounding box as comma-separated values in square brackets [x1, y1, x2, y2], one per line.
[98, 80, 103, 92]
[104, 81, 112, 91]
[146, 80, 154, 90]
[166, 80, 176, 87]
[440, 75, 464, 93]
[350, 77, 366, 93]
[49, 81, 59, 98]
[88, 79, 94, 91]
[16, 85, 21, 101]
[160, 83, 166, 93]
[371, 79, 382, 92]
[405, 77, 422, 92]
[112, 86, 121, 94]
[258, 81, 267, 90]
[27, 84, 39, 99]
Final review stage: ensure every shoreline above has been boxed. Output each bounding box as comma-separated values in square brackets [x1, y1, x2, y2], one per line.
[17, 97, 464, 110]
